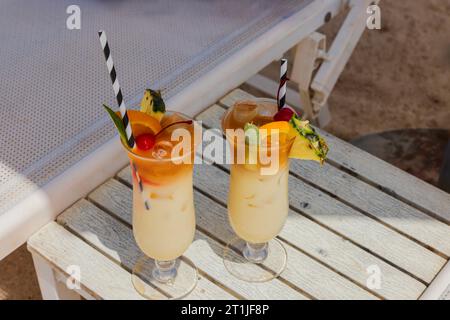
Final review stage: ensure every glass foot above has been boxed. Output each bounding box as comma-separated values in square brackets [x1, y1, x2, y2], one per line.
[131, 255, 198, 300]
[223, 237, 287, 282]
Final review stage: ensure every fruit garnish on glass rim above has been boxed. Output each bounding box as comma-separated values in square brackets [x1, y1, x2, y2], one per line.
[288, 114, 329, 163]
[140, 89, 166, 122]
[103, 104, 162, 148]
[259, 121, 290, 144]
[134, 119, 193, 153]
[136, 133, 156, 151]
[244, 121, 291, 146]
[241, 106, 328, 163]
[244, 123, 259, 145]
[273, 107, 294, 122]
[103, 104, 128, 145]
[273, 106, 329, 163]
[104, 89, 167, 149]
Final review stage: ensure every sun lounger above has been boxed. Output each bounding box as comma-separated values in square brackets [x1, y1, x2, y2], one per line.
[0, 0, 370, 259]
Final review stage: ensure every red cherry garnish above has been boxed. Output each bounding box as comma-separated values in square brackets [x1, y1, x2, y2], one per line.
[136, 133, 156, 151]
[274, 107, 294, 122]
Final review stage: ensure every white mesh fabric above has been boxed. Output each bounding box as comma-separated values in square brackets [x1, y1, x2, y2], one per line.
[0, 0, 312, 214]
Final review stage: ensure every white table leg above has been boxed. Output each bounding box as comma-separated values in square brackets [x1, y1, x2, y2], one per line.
[32, 253, 81, 300]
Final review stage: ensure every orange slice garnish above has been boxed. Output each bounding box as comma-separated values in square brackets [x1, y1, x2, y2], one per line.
[116, 110, 162, 136]
[259, 121, 290, 144]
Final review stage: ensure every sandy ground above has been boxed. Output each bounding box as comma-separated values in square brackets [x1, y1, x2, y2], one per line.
[1, 0, 449, 300]
[323, 0, 450, 140]
[0, 244, 41, 299]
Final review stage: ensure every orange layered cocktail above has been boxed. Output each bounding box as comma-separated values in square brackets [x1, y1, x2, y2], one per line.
[105, 89, 198, 299]
[125, 112, 196, 262]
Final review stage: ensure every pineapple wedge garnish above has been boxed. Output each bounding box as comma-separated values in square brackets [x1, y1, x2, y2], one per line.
[288, 114, 328, 163]
[140, 89, 166, 122]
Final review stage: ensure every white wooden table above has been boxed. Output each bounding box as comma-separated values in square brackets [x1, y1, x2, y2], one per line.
[28, 89, 450, 300]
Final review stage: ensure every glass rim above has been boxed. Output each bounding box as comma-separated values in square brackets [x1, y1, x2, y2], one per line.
[224, 130, 296, 152]
[221, 97, 296, 151]
[121, 110, 197, 163]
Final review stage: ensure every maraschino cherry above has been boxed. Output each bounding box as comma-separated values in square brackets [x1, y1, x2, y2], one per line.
[135, 133, 156, 151]
[273, 107, 294, 122]
[135, 120, 193, 151]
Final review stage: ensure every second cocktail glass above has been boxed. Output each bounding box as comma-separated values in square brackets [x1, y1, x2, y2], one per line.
[222, 98, 295, 282]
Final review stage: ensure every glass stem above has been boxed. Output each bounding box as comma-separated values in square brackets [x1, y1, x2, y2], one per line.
[152, 259, 177, 283]
[243, 242, 268, 263]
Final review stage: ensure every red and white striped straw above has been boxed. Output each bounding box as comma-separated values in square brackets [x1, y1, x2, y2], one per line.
[277, 59, 288, 110]
[98, 30, 135, 148]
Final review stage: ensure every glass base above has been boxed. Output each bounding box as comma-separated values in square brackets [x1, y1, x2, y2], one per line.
[223, 237, 287, 283]
[131, 255, 198, 300]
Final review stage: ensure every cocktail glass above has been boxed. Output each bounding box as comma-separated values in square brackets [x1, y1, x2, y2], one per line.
[122, 112, 198, 299]
[221, 98, 294, 282]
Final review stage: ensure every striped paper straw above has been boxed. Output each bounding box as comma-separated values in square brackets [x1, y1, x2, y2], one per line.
[132, 162, 150, 210]
[277, 58, 288, 110]
[98, 30, 135, 148]
[98, 31, 149, 210]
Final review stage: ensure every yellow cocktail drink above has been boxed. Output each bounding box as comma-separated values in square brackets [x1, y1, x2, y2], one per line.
[222, 99, 294, 279]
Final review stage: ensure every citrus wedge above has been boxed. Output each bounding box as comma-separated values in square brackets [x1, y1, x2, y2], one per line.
[116, 110, 162, 137]
[259, 121, 290, 144]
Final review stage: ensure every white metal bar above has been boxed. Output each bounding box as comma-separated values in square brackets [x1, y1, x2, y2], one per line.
[311, 0, 373, 107]
[169, 0, 345, 117]
[291, 32, 327, 119]
[0, 138, 127, 260]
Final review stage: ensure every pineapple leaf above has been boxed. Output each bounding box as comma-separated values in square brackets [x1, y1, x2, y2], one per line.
[103, 104, 128, 146]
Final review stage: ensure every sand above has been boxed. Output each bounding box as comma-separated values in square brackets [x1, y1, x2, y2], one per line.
[1, 0, 449, 300]
[324, 0, 450, 140]
[0, 245, 41, 300]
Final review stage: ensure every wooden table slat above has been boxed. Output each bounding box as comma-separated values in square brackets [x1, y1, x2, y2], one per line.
[290, 160, 450, 257]
[317, 129, 450, 224]
[288, 175, 446, 283]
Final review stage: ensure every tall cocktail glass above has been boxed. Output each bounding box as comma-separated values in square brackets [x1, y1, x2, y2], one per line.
[123, 112, 198, 299]
[221, 98, 294, 282]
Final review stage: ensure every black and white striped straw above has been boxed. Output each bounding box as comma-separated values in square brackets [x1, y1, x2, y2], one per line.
[278, 58, 288, 110]
[98, 31, 149, 211]
[132, 162, 150, 210]
[98, 30, 135, 148]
